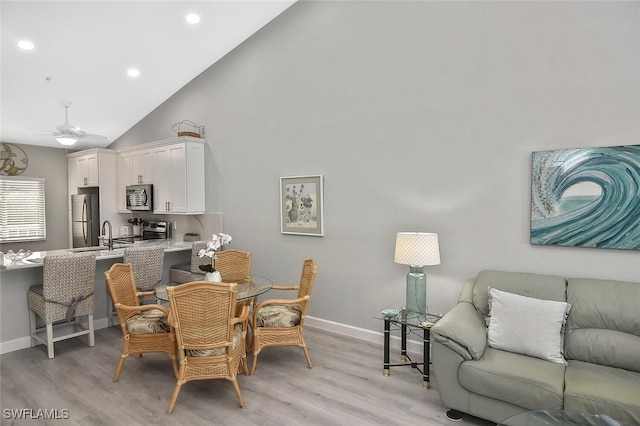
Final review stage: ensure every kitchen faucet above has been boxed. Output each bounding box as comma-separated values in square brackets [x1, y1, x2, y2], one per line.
[101, 220, 113, 250]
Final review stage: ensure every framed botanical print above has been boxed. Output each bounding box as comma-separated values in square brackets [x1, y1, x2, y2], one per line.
[280, 175, 324, 236]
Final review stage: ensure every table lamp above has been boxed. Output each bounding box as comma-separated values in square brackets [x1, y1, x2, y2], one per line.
[394, 232, 440, 314]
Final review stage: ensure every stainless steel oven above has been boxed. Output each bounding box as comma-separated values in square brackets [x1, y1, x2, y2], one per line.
[126, 184, 153, 211]
[142, 221, 171, 240]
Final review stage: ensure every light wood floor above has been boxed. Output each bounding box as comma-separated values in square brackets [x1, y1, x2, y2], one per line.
[1, 326, 495, 425]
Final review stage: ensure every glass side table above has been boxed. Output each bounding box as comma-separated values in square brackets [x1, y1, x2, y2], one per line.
[374, 309, 442, 388]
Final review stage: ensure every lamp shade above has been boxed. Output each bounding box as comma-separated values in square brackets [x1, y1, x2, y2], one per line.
[394, 232, 440, 266]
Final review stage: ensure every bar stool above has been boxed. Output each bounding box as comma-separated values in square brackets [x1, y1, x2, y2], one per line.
[107, 244, 165, 326]
[27, 252, 97, 359]
[125, 245, 165, 304]
[169, 241, 207, 284]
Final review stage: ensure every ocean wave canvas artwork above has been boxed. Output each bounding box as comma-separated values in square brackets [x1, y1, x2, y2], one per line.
[531, 144, 640, 250]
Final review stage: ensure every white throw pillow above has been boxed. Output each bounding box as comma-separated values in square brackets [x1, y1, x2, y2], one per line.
[487, 287, 571, 365]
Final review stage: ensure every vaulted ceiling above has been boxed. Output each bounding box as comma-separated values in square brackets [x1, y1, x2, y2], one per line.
[1, 1, 295, 150]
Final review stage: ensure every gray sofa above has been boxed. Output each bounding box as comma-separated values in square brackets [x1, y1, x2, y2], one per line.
[431, 270, 640, 425]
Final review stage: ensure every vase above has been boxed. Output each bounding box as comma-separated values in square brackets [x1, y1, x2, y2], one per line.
[205, 271, 222, 282]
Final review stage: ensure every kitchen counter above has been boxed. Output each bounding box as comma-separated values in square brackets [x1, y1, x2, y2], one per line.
[0, 240, 193, 270]
[0, 240, 192, 355]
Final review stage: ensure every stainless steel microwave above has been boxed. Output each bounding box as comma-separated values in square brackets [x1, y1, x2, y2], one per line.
[126, 184, 153, 211]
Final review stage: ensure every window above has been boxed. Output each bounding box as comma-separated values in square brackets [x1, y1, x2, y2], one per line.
[0, 176, 46, 242]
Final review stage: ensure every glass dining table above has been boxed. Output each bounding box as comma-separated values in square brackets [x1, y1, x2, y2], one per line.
[155, 275, 273, 303]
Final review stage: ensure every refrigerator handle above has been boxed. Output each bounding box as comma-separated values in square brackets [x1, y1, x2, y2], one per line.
[83, 198, 88, 245]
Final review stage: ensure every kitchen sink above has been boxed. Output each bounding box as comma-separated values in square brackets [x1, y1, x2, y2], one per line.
[67, 246, 104, 252]
[66, 246, 125, 256]
[100, 249, 125, 256]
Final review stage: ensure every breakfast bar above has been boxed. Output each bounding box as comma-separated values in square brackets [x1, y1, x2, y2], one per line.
[0, 241, 192, 354]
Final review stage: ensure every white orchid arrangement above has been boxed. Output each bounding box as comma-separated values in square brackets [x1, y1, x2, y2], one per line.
[198, 233, 232, 273]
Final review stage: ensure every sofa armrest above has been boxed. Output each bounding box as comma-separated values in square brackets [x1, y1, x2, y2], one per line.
[431, 301, 487, 360]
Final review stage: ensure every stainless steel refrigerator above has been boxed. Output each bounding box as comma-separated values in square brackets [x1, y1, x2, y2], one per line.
[71, 193, 100, 248]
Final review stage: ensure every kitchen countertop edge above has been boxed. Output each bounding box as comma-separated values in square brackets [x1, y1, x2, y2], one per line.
[0, 241, 193, 270]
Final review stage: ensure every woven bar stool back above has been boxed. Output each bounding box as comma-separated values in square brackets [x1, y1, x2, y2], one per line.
[27, 252, 97, 359]
[124, 245, 165, 304]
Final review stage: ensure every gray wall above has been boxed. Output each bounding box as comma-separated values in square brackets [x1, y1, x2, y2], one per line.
[0, 144, 69, 252]
[110, 1, 640, 332]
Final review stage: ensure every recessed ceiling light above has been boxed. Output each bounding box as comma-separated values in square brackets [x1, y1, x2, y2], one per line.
[18, 40, 35, 50]
[186, 13, 200, 24]
[127, 68, 140, 77]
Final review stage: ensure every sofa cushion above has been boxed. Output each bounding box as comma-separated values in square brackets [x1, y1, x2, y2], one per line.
[459, 347, 565, 411]
[487, 288, 571, 365]
[564, 360, 640, 426]
[473, 270, 567, 317]
[565, 278, 640, 373]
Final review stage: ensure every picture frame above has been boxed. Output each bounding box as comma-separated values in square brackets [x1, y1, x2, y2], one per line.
[280, 175, 324, 236]
[531, 144, 640, 251]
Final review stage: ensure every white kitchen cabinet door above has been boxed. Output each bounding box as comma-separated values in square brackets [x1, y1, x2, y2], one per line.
[153, 144, 182, 213]
[116, 153, 131, 212]
[68, 157, 79, 195]
[130, 149, 154, 184]
[153, 139, 204, 214]
[76, 153, 99, 187]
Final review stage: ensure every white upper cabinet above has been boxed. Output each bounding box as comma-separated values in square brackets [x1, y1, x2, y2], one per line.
[116, 148, 155, 212]
[116, 152, 131, 212]
[67, 149, 115, 191]
[116, 136, 205, 215]
[130, 149, 154, 185]
[70, 152, 98, 187]
[153, 138, 205, 214]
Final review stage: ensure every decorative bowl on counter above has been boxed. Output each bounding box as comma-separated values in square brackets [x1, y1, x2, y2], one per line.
[4, 249, 32, 263]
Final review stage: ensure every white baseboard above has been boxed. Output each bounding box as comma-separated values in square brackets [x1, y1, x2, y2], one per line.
[1, 316, 423, 355]
[304, 315, 424, 354]
[0, 317, 110, 355]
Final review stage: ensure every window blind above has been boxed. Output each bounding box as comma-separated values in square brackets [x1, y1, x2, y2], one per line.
[0, 176, 46, 242]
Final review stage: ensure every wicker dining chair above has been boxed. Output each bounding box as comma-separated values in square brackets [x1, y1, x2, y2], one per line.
[104, 263, 178, 382]
[27, 252, 97, 359]
[216, 249, 253, 371]
[166, 281, 249, 413]
[216, 249, 252, 284]
[107, 244, 166, 326]
[250, 258, 317, 375]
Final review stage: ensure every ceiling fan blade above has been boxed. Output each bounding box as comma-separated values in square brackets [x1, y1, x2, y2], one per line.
[56, 124, 86, 137]
[80, 134, 109, 143]
[28, 127, 58, 135]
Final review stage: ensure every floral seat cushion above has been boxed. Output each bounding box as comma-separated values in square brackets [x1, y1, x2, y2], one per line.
[187, 324, 242, 357]
[125, 309, 170, 334]
[256, 304, 301, 328]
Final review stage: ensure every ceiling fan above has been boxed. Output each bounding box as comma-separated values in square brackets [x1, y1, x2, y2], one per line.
[31, 101, 108, 146]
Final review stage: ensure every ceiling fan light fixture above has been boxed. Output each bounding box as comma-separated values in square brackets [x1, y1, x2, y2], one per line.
[18, 40, 35, 50]
[56, 136, 77, 146]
